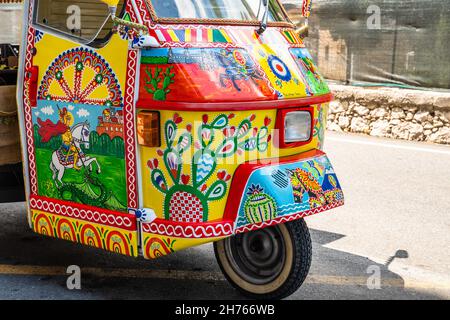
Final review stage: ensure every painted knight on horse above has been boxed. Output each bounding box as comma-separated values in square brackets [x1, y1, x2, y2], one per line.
[37, 106, 83, 170]
[37, 106, 100, 187]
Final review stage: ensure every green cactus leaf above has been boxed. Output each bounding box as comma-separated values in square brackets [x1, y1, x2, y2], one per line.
[211, 114, 229, 129]
[163, 76, 172, 90]
[257, 127, 269, 152]
[258, 127, 269, 140]
[237, 119, 252, 138]
[165, 120, 177, 148]
[215, 137, 237, 158]
[176, 132, 192, 154]
[151, 169, 168, 194]
[206, 180, 227, 201]
[164, 150, 182, 184]
[192, 150, 217, 188]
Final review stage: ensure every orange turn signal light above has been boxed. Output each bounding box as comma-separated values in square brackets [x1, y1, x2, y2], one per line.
[137, 111, 160, 147]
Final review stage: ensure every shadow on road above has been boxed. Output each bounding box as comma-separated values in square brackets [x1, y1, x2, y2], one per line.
[0, 203, 444, 300]
[305, 228, 438, 300]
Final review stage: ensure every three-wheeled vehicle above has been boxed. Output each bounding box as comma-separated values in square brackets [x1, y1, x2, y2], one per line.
[16, 0, 344, 299]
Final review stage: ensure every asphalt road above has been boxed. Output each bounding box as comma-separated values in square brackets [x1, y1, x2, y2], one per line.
[0, 132, 449, 300]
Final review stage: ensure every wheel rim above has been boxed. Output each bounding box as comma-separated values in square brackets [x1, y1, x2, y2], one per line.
[224, 226, 287, 285]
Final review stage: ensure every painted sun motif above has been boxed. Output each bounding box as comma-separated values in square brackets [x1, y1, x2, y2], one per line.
[38, 48, 123, 107]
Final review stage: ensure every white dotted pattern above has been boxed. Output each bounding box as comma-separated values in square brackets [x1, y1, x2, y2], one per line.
[169, 191, 204, 223]
[30, 197, 134, 229]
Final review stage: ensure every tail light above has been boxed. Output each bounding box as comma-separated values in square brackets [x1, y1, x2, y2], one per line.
[137, 111, 160, 147]
[275, 107, 314, 148]
[284, 111, 312, 143]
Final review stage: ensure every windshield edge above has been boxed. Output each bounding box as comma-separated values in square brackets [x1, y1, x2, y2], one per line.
[145, 0, 294, 27]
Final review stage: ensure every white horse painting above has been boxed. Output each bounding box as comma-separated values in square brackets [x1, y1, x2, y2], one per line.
[50, 122, 101, 187]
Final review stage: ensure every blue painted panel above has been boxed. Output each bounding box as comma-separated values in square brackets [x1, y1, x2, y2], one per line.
[236, 154, 344, 228]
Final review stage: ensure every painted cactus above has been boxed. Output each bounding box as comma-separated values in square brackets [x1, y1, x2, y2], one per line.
[144, 66, 175, 101]
[244, 184, 277, 224]
[148, 113, 272, 223]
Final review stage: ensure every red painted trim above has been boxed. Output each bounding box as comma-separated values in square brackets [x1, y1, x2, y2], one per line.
[142, 218, 234, 238]
[124, 50, 139, 209]
[23, 2, 38, 195]
[136, 93, 333, 111]
[24, 66, 39, 108]
[223, 149, 325, 221]
[29, 196, 137, 231]
[274, 106, 315, 149]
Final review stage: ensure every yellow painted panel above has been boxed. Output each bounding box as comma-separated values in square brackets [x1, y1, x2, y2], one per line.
[140, 105, 327, 223]
[31, 210, 139, 257]
[142, 233, 223, 259]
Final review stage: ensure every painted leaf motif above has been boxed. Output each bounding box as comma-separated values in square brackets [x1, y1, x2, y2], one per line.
[195, 153, 215, 184]
[216, 138, 237, 157]
[165, 151, 181, 182]
[206, 181, 227, 201]
[176, 132, 192, 154]
[211, 114, 229, 129]
[258, 127, 268, 140]
[151, 169, 168, 194]
[237, 119, 252, 138]
[257, 127, 269, 152]
[165, 121, 177, 147]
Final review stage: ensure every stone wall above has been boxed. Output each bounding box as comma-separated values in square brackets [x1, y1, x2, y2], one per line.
[327, 84, 450, 145]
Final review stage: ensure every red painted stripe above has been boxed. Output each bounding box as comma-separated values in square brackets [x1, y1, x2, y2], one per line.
[191, 29, 197, 43]
[136, 93, 333, 111]
[148, 29, 159, 42]
[202, 29, 209, 43]
[159, 28, 172, 41]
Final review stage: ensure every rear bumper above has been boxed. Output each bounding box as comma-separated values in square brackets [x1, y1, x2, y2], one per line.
[225, 150, 344, 234]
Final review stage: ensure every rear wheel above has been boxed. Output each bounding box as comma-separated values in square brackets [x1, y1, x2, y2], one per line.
[214, 219, 312, 300]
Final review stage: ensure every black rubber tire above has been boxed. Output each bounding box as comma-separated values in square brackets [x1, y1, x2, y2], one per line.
[214, 219, 312, 300]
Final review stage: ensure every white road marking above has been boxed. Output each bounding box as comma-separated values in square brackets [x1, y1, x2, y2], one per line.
[327, 136, 450, 155]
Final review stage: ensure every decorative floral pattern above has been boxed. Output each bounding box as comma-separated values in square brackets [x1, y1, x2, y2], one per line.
[38, 48, 123, 107]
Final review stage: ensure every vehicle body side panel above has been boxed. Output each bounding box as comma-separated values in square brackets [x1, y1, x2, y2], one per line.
[17, 0, 140, 257]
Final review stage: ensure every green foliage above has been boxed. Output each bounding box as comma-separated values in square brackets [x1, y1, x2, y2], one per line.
[34, 125, 124, 158]
[82, 131, 125, 158]
[35, 148, 127, 209]
[141, 56, 169, 65]
[144, 66, 175, 101]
